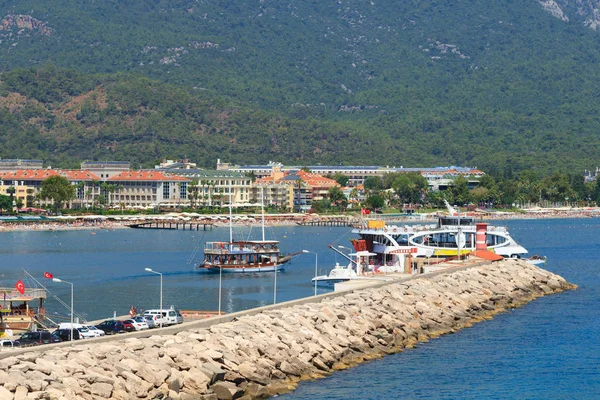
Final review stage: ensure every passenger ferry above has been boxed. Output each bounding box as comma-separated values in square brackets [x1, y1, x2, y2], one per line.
[350, 205, 529, 267]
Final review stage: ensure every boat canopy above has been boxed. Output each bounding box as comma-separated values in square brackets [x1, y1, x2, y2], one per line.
[349, 251, 377, 257]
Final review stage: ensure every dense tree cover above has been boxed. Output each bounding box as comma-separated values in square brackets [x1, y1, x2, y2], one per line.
[0, 194, 11, 213]
[39, 175, 76, 213]
[1, 1, 600, 174]
[361, 171, 595, 209]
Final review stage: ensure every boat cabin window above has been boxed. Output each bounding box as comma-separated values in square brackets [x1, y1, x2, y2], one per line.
[439, 217, 474, 227]
[486, 234, 507, 246]
[412, 232, 475, 248]
[359, 233, 391, 247]
[391, 234, 410, 245]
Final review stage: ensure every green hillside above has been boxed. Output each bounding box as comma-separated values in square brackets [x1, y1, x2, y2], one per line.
[0, 1, 599, 173]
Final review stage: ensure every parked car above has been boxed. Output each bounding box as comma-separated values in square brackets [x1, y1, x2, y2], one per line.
[59, 323, 96, 339]
[53, 328, 81, 341]
[176, 311, 184, 324]
[96, 320, 125, 335]
[84, 325, 105, 337]
[120, 320, 135, 332]
[77, 326, 98, 339]
[18, 330, 61, 347]
[143, 315, 156, 329]
[143, 309, 178, 327]
[125, 318, 149, 331]
[0, 339, 21, 348]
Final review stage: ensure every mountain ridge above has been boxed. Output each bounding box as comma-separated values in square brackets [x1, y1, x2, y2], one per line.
[0, 1, 600, 174]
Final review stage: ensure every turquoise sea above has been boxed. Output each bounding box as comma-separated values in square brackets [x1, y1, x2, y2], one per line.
[0, 218, 597, 398]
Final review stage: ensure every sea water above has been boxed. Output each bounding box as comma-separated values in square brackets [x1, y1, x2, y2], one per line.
[284, 218, 600, 399]
[0, 219, 598, 398]
[0, 224, 354, 320]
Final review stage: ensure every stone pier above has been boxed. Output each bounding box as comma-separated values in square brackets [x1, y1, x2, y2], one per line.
[0, 259, 576, 399]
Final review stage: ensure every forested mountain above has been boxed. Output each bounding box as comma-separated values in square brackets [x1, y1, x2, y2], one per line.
[1, 0, 600, 174]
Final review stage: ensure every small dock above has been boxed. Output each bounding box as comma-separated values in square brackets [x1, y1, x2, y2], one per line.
[128, 221, 214, 231]
[297, 218, 356, 227]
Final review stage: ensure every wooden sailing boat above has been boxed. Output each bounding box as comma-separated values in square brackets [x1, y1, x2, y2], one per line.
[195, 187, 298, 273]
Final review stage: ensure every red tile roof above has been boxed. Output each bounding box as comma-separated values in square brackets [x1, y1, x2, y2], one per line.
[108, 171, 190, 182]
[295, 170, 338, 188]
[470, 250, 504, 261]
[0, 169, 101, 181]
[62, 170, 102, 180]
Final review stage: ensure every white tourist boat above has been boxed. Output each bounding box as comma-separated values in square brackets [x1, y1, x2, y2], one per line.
[311, 262, 359, 286]
[312, 247, 396, 286]
[349, 201, 530, 268]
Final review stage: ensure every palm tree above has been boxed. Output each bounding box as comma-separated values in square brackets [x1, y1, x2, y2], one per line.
[208, 181, 216, 207]
[99, 182, 109, 209]
[75, 182, 85, 208]
[115, 184, 124, 209]
[90, 179, 100, 210]
[187, 179, 199, 208]
[6, 186, 15, 212]
[200, 180, 209, 207]
[107, 184, 116, 208]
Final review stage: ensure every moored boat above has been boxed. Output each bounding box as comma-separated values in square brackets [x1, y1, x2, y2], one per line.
[0, 286, 48, 336]
[311, 262, 359, 286]
[526, 255, 547, 266]
[195, 188, 297, 273]
[197, 240, 297, 273]
[312, 246, 398, 287]
[349, 201, 530, 270]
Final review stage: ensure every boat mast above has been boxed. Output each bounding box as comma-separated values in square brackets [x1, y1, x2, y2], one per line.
[229, 181, 233, 243]
[457, 206, 462, 260]
[261, 186, 265, 241]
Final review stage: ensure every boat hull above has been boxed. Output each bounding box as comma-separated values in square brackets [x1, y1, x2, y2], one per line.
[311, 277, 349, 287]
[197, 264, 285, 273]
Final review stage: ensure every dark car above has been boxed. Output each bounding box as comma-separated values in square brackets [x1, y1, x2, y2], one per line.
[53, 328, 81, 341]
[0, 339, 21, 348]
[120, 320, 135, 332]
[97, 320, 125, 335]
[18, 330, 61, 347]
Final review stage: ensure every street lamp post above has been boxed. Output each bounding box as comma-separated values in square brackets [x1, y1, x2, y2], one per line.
[273, 261, 277, 305]
[218, 265, 222, 314]
[302, 250, 318, 296]
[259, 254, 277, 304]
[53, 278, 73, 343]
[144, 268, 163, 328]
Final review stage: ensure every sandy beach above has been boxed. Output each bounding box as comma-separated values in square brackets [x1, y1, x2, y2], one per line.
[1, 207, 599, 233]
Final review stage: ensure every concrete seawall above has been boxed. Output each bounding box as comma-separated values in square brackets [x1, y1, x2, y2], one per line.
[0, 260, 576, 399]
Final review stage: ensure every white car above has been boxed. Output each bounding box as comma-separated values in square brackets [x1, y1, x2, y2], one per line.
[84, 325, 105, 337]
[124, 318, 149, 331]
[76, 326, 98, 339]
[59, 323, 98, 339]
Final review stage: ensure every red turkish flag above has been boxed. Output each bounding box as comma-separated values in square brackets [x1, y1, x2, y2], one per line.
[44, 272, 53, 279]
[15, 280, 25, 295]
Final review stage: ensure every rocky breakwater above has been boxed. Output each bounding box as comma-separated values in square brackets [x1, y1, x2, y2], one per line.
[0, 259, 575, 399]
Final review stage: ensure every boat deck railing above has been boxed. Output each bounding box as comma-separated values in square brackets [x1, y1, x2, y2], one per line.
[357, 224, 509, 234]
[0, 287, 47, 300]
[204, 243, 280, 255]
